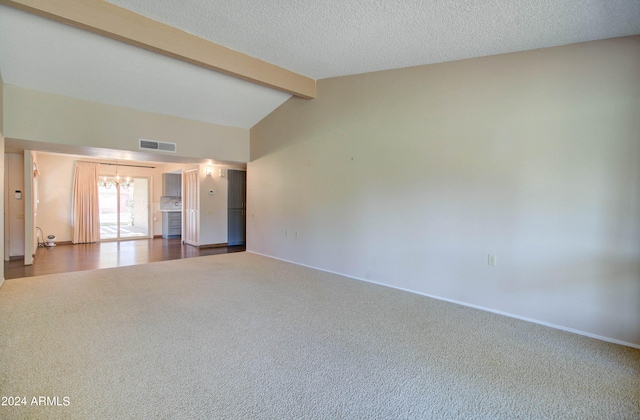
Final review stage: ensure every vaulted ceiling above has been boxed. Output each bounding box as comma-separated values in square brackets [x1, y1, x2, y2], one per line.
[1, 0, 639, 130]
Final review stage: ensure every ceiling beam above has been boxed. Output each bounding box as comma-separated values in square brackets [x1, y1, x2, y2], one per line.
[0, 0, 316, 99]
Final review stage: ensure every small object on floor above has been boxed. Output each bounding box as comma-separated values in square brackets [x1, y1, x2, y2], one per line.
[46, 235, 57, 247]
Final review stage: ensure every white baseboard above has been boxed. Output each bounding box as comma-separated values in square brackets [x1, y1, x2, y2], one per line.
[0, 277, 4, 289]
[247, 250, 640, 350]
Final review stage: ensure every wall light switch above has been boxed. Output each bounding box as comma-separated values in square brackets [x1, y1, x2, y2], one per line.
[488, 254, 497, 266]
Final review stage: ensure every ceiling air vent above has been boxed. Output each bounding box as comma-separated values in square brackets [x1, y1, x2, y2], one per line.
[139, 139, 177, 153]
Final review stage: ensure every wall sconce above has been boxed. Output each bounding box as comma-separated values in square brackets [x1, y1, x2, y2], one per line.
[205, 167, 213, 176]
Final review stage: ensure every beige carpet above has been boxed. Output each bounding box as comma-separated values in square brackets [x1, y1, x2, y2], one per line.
[0, 252, 638, 419]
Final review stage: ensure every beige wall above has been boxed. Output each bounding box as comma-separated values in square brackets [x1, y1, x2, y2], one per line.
[3, 85, 250, 163]
[249, 36, 640, 346]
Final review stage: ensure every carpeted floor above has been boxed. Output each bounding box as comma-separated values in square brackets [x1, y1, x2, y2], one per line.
[0, 252, 638, 419]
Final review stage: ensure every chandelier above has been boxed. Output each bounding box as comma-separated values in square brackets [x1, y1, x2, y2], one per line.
[98, 160, 131, 189]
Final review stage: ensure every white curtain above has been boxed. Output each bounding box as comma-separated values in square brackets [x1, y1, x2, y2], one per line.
[72, 162, 100, 244]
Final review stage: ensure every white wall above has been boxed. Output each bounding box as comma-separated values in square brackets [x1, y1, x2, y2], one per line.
[5, 153, 24, 257]
[249, 36, 640, 346]
[3, 85, 250, 163]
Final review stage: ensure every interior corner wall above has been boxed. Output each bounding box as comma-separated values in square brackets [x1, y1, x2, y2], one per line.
[248, 36, 640, 346]
[2, 85, 250, 163]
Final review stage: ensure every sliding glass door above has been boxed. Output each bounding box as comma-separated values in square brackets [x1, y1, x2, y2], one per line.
[99, 177, 150, 240]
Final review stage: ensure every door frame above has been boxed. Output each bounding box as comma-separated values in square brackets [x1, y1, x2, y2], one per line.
[183, 169, 199, 246]
[227, 169, 246, 246]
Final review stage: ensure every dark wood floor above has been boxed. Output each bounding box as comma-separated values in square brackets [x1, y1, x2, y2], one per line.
[4, 238, 245, 280]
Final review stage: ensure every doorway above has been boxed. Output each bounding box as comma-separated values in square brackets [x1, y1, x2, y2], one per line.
[99, 177, 151, 240]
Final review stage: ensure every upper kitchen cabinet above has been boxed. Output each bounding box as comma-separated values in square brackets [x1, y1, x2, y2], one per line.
[162, 173, 182, 197]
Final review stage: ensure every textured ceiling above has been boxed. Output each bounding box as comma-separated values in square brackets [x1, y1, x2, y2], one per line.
[0, 1, 639, 132]
[107, 0, 640, 79]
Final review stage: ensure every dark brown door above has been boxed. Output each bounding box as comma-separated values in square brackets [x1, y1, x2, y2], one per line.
[227, 170, 246, 246]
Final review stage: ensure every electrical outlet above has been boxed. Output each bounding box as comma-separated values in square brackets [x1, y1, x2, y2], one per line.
[488, 254, 497, 266]
[295, 232, 299, 239]
[285, 230, 288, 237]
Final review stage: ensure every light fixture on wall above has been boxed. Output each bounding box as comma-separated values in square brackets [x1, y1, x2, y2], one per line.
[99, 160, 131, 189]
[206, 166, 213, 176]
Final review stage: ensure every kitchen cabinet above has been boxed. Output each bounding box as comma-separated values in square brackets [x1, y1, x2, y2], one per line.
[162, 211, 182, 238]
[162, 173, 182, 197]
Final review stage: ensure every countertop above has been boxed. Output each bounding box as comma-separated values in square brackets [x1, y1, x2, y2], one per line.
[160, 209, 182, 213]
